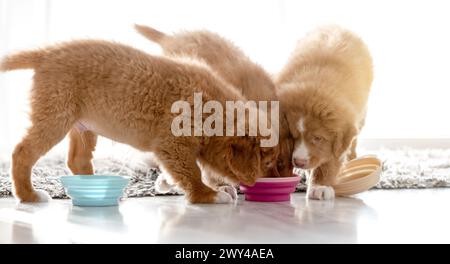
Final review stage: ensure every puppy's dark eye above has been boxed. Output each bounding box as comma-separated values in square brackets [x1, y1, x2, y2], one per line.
[312, 136, 323, 144]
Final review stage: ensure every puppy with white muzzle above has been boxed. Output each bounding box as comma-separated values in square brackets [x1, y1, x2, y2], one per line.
[276, 26, 374, 200]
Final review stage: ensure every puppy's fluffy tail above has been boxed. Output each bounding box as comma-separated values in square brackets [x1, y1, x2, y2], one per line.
[0, 49, 44, 71]
[134, 24, 168, 43]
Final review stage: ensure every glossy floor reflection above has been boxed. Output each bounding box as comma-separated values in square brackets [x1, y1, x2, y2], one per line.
[1, 189, 450, 243]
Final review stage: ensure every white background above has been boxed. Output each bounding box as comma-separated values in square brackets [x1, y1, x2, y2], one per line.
[1, 0, 450, 156]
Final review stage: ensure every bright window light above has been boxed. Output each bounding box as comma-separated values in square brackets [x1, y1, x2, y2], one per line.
[1, 0, 449, 155]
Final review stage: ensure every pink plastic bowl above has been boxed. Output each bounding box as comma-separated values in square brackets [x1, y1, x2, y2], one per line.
[240, 174, 301, 202]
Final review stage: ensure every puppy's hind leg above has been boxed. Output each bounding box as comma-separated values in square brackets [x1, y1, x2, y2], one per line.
[12, 78, 77, 203]
[12, 111, 76, 203]
[67, 129, 98, 175]
[155, 139, 234, 204]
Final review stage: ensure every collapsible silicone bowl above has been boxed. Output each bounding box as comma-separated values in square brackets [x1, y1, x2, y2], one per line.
[60, 175, 130, 207]
[240, 175, 301, 202]
[334, 155, 382, 196]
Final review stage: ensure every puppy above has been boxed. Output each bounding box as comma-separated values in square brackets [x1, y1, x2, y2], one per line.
[0, 40, 279, 204]
[135, 25, 294, 182]
[276, 26, 373, 200]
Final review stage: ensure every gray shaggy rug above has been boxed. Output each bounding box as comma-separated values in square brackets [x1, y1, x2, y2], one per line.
[0, 148, 449, 198]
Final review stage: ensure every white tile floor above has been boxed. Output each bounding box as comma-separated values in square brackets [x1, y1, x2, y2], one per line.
[1, 189, 450, 243]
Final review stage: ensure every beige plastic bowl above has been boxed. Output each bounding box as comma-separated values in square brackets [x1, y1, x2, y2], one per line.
[333, 155, 382, 196]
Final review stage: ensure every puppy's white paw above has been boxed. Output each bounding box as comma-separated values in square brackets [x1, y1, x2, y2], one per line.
[307, 185, 335, 200]
[14, 189, 51, 203]
[214, 190, 234, 204]
[155, 175, 175, 194]
[218, 185, 237, 200]
[35, 190, 52, 202]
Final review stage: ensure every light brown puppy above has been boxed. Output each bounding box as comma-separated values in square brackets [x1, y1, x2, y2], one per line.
[135, 25, 294, 182]
[276, 26, 373, 200]
[0, 40, 279, 204]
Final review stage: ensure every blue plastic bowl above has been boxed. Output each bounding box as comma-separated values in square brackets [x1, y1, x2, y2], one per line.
[60, 175, 131, 207]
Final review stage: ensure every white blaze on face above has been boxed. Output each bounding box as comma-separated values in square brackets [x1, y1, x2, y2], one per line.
[293, 118, 309, 160]
[298, 118, 306, 133]
[293, 140, 309, 160]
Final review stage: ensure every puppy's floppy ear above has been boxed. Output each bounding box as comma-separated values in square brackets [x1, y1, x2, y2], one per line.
[333, 123, 358, 158]
[276, 137, 294, 177]
[226, 138, 261, 185]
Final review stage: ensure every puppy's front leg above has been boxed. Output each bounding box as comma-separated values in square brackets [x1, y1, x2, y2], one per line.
[202, 170, 238, 201]
[307, 160, 342, 200]
[155, 140, 235, 204]
[347, 138, 358, 161]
